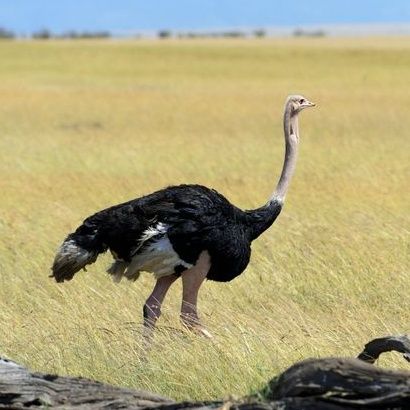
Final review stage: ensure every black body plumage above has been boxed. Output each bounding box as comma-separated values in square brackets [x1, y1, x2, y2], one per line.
[51, 184, 282, 283]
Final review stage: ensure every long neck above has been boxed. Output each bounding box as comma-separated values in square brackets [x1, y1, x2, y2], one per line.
[270, 103, 299, 204]
[245, 102, 300, 240]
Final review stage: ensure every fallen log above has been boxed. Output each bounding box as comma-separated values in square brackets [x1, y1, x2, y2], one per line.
[1, 335, 410, 409]
[0, 357, 171, 409]
[268, 357, 410, 409]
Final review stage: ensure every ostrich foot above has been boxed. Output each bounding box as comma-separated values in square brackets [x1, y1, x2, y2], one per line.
[193, 326, 213, 339]
[180, 313, 213, 339]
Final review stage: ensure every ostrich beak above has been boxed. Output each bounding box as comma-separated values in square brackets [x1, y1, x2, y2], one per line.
[300, 99, 316, 110]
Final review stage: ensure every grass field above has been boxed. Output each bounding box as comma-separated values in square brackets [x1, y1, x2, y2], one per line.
[0, 37, 409, 401]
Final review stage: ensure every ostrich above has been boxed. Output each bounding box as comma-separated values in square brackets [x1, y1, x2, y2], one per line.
[51, 95, 315, 338]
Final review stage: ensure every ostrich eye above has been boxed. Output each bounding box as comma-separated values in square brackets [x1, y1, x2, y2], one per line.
[299, 98, 305, 104]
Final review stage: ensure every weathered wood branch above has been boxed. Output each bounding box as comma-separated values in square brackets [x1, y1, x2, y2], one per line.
[268, 357, 410, 409]
[0, 358, 171, 409]
[1, 335, 410, 409]
[357, 334, 410, 364]
[266, 334, 410, 409]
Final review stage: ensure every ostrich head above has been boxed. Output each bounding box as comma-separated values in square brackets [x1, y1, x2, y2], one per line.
[287, 94, 316, 115]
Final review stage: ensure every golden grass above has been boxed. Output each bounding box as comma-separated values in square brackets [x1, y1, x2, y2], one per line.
[0, 37, 409, 400]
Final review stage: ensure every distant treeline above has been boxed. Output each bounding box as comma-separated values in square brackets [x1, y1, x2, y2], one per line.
[32, 29, 111, 39]
[159, 28, 326, 38]
[161, 28, 326, 38]
[0, 27, 111, 39]
[0, 27, 15, 39]
[293, 28, 326, 37]
[0, 27, 326, 40]
[159, 29, 267, 38]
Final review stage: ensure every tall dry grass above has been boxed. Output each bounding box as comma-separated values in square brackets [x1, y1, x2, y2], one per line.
[0, 38, 409, 400]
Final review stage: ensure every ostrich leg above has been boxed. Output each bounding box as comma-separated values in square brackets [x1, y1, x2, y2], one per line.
[143, 274, 178, 342]
[180, 251, 212, 338]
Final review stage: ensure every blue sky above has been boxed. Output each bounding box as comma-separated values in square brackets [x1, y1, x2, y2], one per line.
[1, 1, 410, 34]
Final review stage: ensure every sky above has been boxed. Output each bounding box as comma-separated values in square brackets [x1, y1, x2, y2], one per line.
[1, 1, 410, 35]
